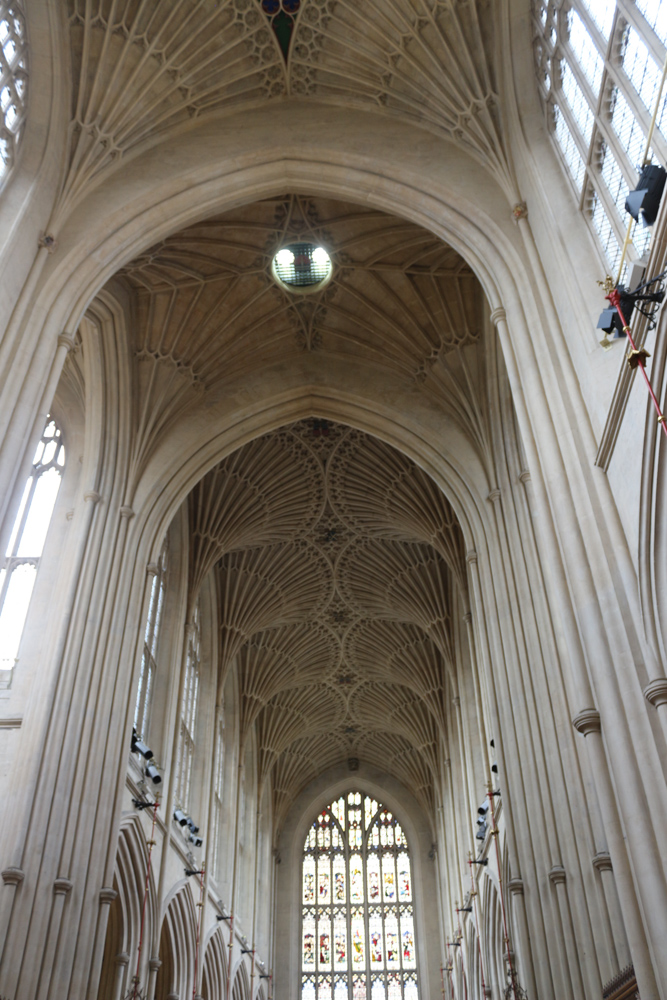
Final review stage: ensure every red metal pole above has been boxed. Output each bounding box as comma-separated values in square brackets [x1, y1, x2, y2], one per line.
[608, 288, 667, 440]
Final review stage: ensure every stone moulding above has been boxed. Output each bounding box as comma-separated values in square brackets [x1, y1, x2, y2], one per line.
[644, 678, 667, 707]
[572, 708, 601, 736]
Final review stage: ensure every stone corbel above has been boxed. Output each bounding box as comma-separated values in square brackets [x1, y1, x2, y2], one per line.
[572, 709, 601, 736]
[644, 678, 667, 708]
[548, 865, 566, 885]
[1, 867, 25, 887]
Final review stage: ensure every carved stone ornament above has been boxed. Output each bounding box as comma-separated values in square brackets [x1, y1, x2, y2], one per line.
[99, 886, 118, 905]
[507, 877, 524, 895]
[592, 852, 613, 873]
[1, 867, 25, 886]
[512, 202, 528, 222]
[644, 678, 667, 708]
[53, 877, 74, 895]
[572, 708, 601, 736]
[548, 865, 566, 885]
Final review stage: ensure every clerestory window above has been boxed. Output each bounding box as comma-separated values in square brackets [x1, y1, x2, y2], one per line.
[134, 536, 168, 739]
[0, 418, 65, 673]
[301, 792, 418, 1000]
[533, 0, 667, 277]
[173, 599, 201, 811]
[0, 0, 27, 184]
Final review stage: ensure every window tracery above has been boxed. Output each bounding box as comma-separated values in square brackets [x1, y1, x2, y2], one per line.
[174, 599, 201, 811]
[533, 0, 667, 275]
[301, 793, 418, 1000]
[134, 537, 168, 738]
[0, 0, 27, 183]
[0, 418, 64, 672]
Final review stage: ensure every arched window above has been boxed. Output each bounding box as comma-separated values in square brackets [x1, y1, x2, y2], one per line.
[174, 598, 201, 810]
[134, 536, 168, 738]
[0, 0, 27, 183]
[301, 792, 418, 1000]
[533, 0, 667, 275]
[0, 417, 65, 673]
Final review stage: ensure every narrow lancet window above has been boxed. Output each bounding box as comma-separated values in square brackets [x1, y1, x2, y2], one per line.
[174, 599, 201, 810]
[0, 418, 65, 671]
[134, 537, 168, 737]
[301, 793, 418, 1000]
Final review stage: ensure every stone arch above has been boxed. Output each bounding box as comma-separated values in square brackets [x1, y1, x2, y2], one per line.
[231, 960, 251, 1000]
[97, 817, 158, 998]
[274, 762, 440, 1000]
[154, 882, 198, 1000]
[202, 927, 228, 1000]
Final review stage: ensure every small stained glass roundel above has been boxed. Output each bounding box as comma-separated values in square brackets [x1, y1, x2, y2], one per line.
[272, 242, 333, 294]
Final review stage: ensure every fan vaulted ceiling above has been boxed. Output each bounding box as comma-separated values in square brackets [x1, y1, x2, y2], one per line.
[188, 419, 468, 830]
[116, 194, 490, 483]
[63, 0, 508, 218]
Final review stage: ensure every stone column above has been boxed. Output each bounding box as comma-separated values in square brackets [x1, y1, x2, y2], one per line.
[147, 957, 162, 999]
[113, 953, 129, 1000]
[572, 710, 658, 999]
[506, 878, 537, 1000]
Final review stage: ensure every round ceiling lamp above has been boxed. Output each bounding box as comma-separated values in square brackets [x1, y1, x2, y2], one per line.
[271, 242, 333, 294]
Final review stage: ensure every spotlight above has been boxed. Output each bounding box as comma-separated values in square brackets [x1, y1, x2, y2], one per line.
[145, 763, 162, 785]
[187, 818, 199, 834]
[131, 729, 153, 760]
[470, 858, 489, 866]
[174, 808, 188, 826]
[625, 164, 667, 226]
[490, 739, 495, 748]
[477, 802, 489, 817]
[491, 762, 498, 774]
[597, 287, 636, 336]
[476, 822, 488, 841]
[189, 833, 203, 847]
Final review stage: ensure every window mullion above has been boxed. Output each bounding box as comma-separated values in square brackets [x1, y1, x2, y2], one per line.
[616, 0, 667, 66]
[608, 62, 667, 162]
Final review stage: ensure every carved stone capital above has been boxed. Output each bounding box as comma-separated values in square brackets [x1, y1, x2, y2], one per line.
[518, 469, 531, 484]
[487, 488, 501, 504]
[462, 612, 472, 624]
[490, 307, 506, 327]
[548, 865, 566, 885]
[592, 852, 613, 873]
[146, 562, 159, 578]
[149, 957, 162, 972]
[452, 696, 461, 708]
[84, 490, 101, 504]
[57, 332, 77, 353]
[2, 867, 25, 886]
[507, 877, 524, 895]
[119, 506, 135, 520]
[99, 886, 118, 905]
[466, 550, 478, 565]
[54, 877, 73, 896]
[572, 708, 601, 736]
[512, 202, 528, 222]
[115, 952, 130, 967]
[644, 678, 667, 708]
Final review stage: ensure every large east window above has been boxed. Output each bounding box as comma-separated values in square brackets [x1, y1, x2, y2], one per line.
[301, 793, 418, 1000]
[0, 418, 65, 672]
[534, 0, 667, 276]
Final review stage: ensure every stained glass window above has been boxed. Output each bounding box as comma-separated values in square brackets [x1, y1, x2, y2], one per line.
[301, 793, 418, 1000]
[0, 0, 27, 184]
[0, 418, 65, 672]
[533, 0, 667, 278]
[134, 537, 168, 738]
